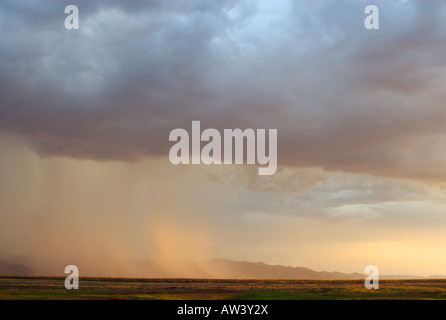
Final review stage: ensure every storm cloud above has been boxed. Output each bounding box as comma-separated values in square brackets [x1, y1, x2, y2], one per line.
[1, 0, 446, 182]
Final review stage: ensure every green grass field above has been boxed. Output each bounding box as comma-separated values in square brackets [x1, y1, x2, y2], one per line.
[1, 276, 446, 300]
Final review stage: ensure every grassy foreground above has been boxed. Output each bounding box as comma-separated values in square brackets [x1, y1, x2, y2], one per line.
[1, 276, 446, 300]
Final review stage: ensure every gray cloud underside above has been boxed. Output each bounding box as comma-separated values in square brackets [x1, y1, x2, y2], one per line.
[1, 0, 446, 181]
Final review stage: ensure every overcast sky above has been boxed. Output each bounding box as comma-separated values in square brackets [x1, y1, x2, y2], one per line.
[1, 0, 446, 277]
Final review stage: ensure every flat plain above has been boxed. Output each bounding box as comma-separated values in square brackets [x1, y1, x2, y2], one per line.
[1, 276, 446, 300]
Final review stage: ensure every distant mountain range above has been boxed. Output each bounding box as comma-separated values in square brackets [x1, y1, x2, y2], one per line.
[0, 259, 33, 276]
[1, 257, 444, 280]
[206, 259, 365, 280]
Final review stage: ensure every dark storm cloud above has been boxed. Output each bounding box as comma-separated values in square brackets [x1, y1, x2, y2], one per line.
[1, 0, 446, 181]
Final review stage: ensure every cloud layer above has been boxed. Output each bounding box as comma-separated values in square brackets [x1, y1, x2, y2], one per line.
[1, 0, 446, 182]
